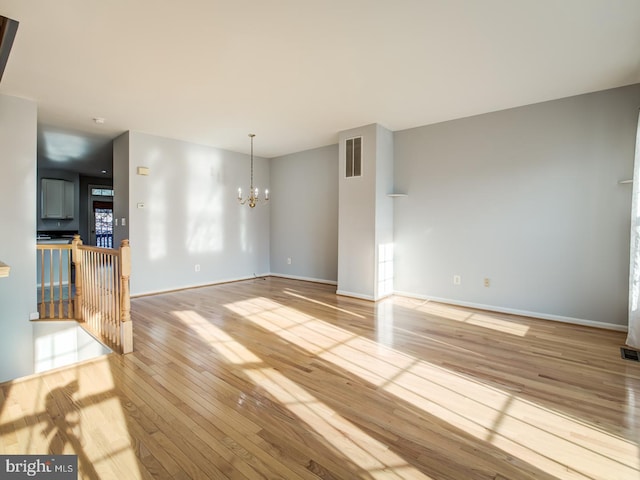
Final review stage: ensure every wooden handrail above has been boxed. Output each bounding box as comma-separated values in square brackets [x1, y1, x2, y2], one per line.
[37, 235, 133, 354]
[72, 234, 133, 354]
[119, 240, 132, 353]
[36, 243, 73, 319]
[71, 236, 83, 321]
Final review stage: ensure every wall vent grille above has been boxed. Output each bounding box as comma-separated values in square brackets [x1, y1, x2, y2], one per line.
[345, 137, 362, 178]
[620, 347, 640, 362]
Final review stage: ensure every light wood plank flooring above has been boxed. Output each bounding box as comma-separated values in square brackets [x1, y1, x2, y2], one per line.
[1, 277, 639, 479]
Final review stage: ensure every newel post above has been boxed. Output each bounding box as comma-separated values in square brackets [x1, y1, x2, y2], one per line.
[72, 234, 83, 322]
[119, 239, 133, 353]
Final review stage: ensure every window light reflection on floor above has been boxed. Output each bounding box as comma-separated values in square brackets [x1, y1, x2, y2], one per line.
[172, 309, 430, 479]
[284, 289, 366, 319]
[397, 297, 531, 337]
[0, 357, 140, 477]
[222, 295, 639, 479]
[172, 310, 261, 364]
[245, 368, 431, 479]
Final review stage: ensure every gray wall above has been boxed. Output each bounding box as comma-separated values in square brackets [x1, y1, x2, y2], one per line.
[128, 132, 270, 295]
[112, 132, 130, 247]
[393, 84, 640, 328]
[270, 144, 339, 283]
[0, 94, 37, 382]
[3, 83, 636, 383]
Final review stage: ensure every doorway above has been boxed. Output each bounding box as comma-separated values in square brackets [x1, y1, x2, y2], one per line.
[88, 186, 113, 247]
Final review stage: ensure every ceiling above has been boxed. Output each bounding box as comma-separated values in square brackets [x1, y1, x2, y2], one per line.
[1, 0, 639, 176]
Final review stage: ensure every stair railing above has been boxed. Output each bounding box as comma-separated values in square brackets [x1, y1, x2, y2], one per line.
[36, 235, 132, 354]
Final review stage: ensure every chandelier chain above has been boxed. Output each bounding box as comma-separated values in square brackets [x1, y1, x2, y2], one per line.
[238, 133, 268, 208]
[250, 133, 254, 191]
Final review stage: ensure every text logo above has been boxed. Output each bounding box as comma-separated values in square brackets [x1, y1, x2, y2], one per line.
[0, 455, 77, 479]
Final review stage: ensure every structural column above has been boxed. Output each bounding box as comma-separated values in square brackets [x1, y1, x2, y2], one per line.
[337, 123, 394, 300]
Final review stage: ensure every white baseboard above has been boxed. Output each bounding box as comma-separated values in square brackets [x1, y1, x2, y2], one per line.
[132, 278, 627, 332]
[336, 290, 393, 301]
[131, 274, 269, 298]
[336, 289, 376, 301]
[269, 273, 337, 286]
[393, 290, 628, 332]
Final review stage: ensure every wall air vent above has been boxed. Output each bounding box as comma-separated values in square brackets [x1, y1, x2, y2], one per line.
[345, 136, 362, 178]
[620, 347, 640, 362]
[0, 15, 19, 83]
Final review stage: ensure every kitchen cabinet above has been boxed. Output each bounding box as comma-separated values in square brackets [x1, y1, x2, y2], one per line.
[42, 178, 74, 219]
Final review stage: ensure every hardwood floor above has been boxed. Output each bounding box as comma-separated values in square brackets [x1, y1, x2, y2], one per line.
[1, 277, 639, 479]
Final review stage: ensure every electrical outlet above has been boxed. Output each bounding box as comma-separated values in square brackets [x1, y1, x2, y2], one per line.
[195, 264, 200, 272]
[484, 278, 490, 287]
[287, 257, 292, 265]
[453, 275, 461, 285]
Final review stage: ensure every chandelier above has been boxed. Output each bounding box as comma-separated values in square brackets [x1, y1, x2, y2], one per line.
[237, 133, 269, 208]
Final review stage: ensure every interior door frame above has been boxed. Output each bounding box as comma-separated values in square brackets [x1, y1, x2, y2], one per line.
[88, 184, 113, 246]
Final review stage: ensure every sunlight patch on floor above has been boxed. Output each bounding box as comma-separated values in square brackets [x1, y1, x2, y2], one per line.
[245, 368, 432, 480]
[172, 310, 261, 364]
[0, 357, 141, 478]
[226, 298, 415, 387]
[226, 295, 639, 480]
[176, 308, 431, 479]
[284, 289, 367, 318]
[395, 297, 531, 336]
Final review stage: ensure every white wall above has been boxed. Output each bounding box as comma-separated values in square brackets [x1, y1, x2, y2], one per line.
[338, 124, 378, 299]
[128, 132, 270, 295]
[0, 94, 37, 382]
[374, 125, 395, 299]
[394, 84, 640, 328]
[270, 144, 339, 283]
[338, 124, 396, 300]
[336, 123, 394, 300]
[33, 321, 111, 373]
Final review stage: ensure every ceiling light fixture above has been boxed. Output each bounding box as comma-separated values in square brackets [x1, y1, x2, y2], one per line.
[238, 133, 269, 208]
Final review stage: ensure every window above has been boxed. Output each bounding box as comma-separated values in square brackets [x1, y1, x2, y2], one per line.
[94, 204, 113, 248]
[91, 188, 114, 196]
[346, 137, 362, 177]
